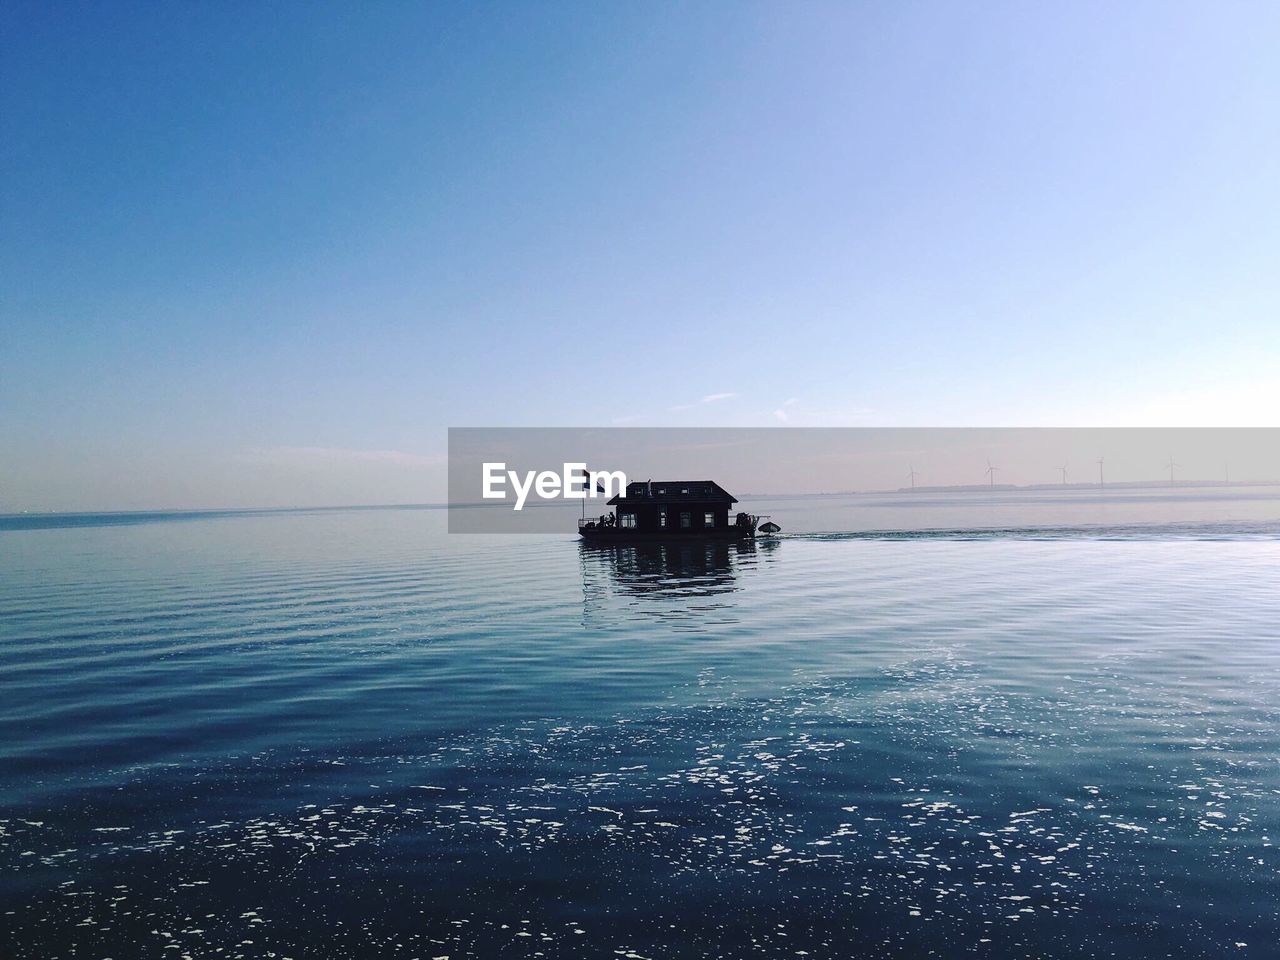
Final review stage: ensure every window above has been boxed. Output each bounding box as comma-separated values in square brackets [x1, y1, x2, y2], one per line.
[704, 512, 715, 527]
[620, 513, 637, 528]
[680, 512, 691, 529]
[681, 487, 688, 494]
[659, 509, 667, 528]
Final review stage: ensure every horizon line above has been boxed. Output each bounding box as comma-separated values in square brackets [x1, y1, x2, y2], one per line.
[5, 477, 1279, 519]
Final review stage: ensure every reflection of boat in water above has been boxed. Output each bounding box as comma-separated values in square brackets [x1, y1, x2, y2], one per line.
[579, 480, 776, 542]
[578, 535, 779, 627]
[580, 538, 755, 599]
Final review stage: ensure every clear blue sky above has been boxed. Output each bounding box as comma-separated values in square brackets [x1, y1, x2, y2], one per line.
[3, 2, 1279, 509]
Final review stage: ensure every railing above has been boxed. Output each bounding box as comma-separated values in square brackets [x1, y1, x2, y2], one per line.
[578, 516, 613, 530]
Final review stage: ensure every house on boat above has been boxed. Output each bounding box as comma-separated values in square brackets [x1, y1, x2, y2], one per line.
[579, 480, 755, 540]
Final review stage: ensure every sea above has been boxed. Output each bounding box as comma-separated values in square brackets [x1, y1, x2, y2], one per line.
[2, 487, 1279, 959]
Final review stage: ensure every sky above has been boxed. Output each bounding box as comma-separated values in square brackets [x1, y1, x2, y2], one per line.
[3, 2, 1279, 510]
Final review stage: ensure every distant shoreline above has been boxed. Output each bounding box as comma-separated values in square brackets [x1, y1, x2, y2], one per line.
[740, 479, 1280, 497]
[5, 480, 1280, 521]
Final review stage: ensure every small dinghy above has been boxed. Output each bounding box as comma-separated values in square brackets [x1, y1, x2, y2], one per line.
[758, 520, 781, 535]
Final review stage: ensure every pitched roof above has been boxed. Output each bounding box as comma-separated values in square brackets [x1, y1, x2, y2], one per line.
[607, 480, 738, 506]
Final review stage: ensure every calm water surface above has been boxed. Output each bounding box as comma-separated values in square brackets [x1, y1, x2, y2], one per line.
[2, 496, 1280, 958]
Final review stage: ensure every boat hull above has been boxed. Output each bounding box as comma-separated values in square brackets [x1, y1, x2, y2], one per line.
[578, 526, 755, 543]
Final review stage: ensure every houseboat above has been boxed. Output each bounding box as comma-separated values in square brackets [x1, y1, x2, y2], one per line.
[578, 480, 769, 542]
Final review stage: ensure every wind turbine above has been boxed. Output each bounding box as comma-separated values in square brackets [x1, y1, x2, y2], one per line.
[1097, 456, 1104, 488]
[985, 459, 998, 488]
[1166, 454, 1178, 487]
[907, 464, 918, 491]
[1059, 463, 1068, 486]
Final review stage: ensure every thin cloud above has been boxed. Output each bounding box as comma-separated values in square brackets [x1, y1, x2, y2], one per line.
[773, 398, 800, 422]
[668, 391, 737, 413]
[243, 446, 446, 467]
